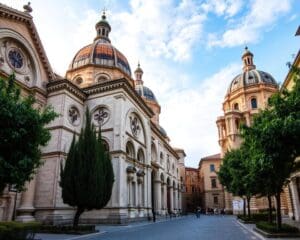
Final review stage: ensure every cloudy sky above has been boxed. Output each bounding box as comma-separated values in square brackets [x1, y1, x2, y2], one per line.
[2, 0, 299, 167]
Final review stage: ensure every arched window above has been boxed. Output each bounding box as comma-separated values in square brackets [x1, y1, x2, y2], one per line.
[235, 119, 240, 131]
[137, 148, 145, 163]
[233, 103, 239, 110]
[97, 75, 108, 82]
[151, 143, 157, 162]
[126, 141, 135, 159]
[160, 173, 165, 182]
[251, 98, 257, 109]
[74, 77, 83, 85]
[102, 140, 109, 153]
[160, 152, 164, 165]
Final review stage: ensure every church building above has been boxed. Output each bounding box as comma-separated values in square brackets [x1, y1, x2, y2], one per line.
[216, 47, 293, 215]
[0, 3, 186, 224]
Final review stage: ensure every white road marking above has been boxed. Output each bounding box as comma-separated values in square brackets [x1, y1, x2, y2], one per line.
[66, 231, 106, 240]
[236, 220, 265, 240]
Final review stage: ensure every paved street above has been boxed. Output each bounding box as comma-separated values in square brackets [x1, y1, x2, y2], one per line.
[38, 215, 262, 240]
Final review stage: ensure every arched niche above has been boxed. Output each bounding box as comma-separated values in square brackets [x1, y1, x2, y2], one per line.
[126, 141, 135, 159]
[137, 148, 145, 163]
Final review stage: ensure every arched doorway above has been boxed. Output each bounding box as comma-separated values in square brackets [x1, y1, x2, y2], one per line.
[167, 177, 171, 214]
[151, 169, 157, 220]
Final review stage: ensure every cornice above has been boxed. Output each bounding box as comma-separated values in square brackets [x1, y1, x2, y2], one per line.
[282, 50, 300, 91]
[82, 78, 154, 118]
[151, 122, 179, 159]
[47, 79, 87, 101]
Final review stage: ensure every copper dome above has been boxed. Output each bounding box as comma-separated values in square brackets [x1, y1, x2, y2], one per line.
[70, 40, 131, 76]
[68, 12, 131, 76]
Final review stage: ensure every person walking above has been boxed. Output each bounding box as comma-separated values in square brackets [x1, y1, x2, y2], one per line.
[196, 206, 201, 218]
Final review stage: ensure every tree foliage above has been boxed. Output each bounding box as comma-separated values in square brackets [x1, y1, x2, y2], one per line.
[0, 74, 57, 193]
[60, 108, 114, 227]
[218, 146, 258, 217]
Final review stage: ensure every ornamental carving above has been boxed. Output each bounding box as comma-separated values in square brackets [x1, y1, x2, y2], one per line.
[68, 106, 80, 126]
[130, 116, 140, 137]
[93, 107, 109, 126]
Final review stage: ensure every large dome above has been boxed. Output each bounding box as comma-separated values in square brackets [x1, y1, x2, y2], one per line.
[69, 40, 131, 76]
[68, 12, 131, 77]
[228, 69, 277, 93]
[227, 47, 278, 94]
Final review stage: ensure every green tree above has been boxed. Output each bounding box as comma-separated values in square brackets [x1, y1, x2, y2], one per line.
[60, 108, 114, 227]
[241, 68, 300, 229]
[218, 145, 259, 218]
[0, 74, 57, 193]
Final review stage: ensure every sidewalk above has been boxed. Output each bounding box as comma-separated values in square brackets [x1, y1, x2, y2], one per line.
[35, 215, 189, 240]
[236, 218, 300, 240]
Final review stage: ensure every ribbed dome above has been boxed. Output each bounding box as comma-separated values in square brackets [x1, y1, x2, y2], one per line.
[68, 12, 131, 76]
[228, 69, 277, 94]
[227, 47, 278, 94]
[135, 85, 157, 102]
[69, 40, 131, 76]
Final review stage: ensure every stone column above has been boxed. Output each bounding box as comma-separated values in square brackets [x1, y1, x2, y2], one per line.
[163, 183, 167, 214]
[178, 189, 182, 212]
[174, 188, 178, 210]
[170, 186, 174, 212]
[154, 180, 161, 213]
[16, 177, 37, 222]
[290, 178, 300, 220]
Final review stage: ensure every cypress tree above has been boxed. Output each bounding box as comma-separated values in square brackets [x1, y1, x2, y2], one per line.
[60, 108, 115, 227]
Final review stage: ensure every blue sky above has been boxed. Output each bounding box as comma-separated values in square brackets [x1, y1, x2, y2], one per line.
[2, 0, 299, 167]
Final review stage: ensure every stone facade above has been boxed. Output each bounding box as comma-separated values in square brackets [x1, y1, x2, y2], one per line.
[198, 154, 225, 212]
[0, 4, 185, 224]
[282, 48, 300, 220]
[184, 167, 201, 212]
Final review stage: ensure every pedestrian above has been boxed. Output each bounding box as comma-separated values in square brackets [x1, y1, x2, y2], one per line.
[196, 206, 201, 218]
[152, 208, 156, 222]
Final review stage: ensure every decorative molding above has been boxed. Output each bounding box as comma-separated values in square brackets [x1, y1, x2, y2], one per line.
[47, 79, 87, 101]
[151, 123, 179, 160]
[83, 78, 154, 118]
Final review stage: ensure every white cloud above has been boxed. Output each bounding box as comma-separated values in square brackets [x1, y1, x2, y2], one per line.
[159, 63, 241, 167]
[111, 0, 206, 63]
[201, 0, 243, 18]
[208, 0, 292, 47]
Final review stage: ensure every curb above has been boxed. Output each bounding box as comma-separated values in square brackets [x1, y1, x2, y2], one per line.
[254, 227, 300, 238]
[236, 220, 265, 240]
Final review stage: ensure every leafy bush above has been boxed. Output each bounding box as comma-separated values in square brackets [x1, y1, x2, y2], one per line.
[0, 221, 41, 240]
[256, 221, 299, 234]
[237, 213, 275, 223]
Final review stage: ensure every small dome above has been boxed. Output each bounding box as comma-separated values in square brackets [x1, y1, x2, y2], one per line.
[228, 69, 277, 94]
[70, 41, 131, 76]
[135, 85, 157, 102]
[159, 126, 168, 138]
